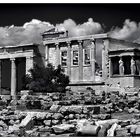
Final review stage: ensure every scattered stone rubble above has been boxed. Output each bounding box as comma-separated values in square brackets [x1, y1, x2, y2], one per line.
[0, 88, 140, 136]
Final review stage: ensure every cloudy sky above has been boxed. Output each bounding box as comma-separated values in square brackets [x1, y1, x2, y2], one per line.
[0, 4, 140, 46]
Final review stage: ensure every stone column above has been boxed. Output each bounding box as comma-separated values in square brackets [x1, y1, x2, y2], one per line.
[56, 43, 60, 68]
[78, 40, 83, 81]
[102, 42, 106, 80]
[102, 39, 109, 81]
[119, 56, 124, 75]
[91, 40, 96, 81]
[26, 56, 33, 75]
[10, 58, 16, 99]
[109, 57, 112, 77]
[45, 44, 49, 66]
[67, 41, 71, 78]
[0, 60, 2, 94]
[131, 56, 136, 75]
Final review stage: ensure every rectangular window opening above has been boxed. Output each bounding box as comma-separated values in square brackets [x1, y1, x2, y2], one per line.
[84, 49, 90, 65]
[72, 50, 79, 66]
[61, 50, 67, 66]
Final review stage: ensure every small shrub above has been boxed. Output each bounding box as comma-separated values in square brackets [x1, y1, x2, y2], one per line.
[23, 63, 70, 93]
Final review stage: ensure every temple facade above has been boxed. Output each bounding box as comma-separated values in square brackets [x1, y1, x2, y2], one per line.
[1, 28, 140, 99]
[42, 29, 140, 92]
[0, 44, 45, 99]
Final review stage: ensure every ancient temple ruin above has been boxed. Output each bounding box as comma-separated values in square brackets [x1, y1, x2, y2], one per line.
[0, 28, 140, 99]
[0, 44, 45, 99]
[42, 28, 140, 92]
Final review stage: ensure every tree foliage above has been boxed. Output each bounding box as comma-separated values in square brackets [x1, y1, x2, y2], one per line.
[23, 63, 70, 92]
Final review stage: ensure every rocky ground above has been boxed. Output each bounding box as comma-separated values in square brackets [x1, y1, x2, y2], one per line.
[0, 88, 140, 136]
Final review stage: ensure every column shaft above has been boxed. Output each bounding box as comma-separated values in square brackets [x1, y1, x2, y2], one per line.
[56, 43, 60, 67]
[0, 60, 2, 94]
[67, 42, 71, 78]
[102, 43, 106, 80]
[91, 40, 96, 81]
[78, 40, 83, 81]
[102, 39, 109, 81]
[10, 58, 16, 99]
[26, 56, 33, 75]
[109, 57, 112, 77]
[45, 45, 49, 66]
[131, 56, 136, 75]
[119, 56, 124, 75]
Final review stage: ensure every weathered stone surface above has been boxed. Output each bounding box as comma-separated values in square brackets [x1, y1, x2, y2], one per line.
[135, 125, 140, 135]
[115, 128, 129, 137]
[55, 133, 75, 137]
[1, 109, 9, 114]
[40, 101, 52, 110]
[18, 113, 27, 120]
[107, 123, 118, 136]
[97, 123, 110, 137]
[100, 106, 107, 114]
[44, 120, 52, 126]
[128, 108, 139, 113]
[75, 114, 80, 119]
[64, 115, 69, 120]
[46, 113, 53, 120]
[99, 114, 111, 120]
[118, 120, 131, 127]
[9, 120, 15, 125]
[52, 120, 60, 125]
[69, 114, 75, 120]
[68, 106, 83, 114]
[0, 131, 8, 137]
[58, 106, 69, 114]
[61, 119, 66, 124]
[39, 126, 52, 132]
[126, 125, 137, 134]
[52, 124, 75, 134]
[19, 113, 35, 130]
[76, 119, 100, 136]
[80, 114, 87, 119]
[134, 114, 140, 119]
[5, 115, 19, 120]
[39, 132, 50, 137]
[36, 112, 47, 120]
[83, 107, 88, 114]
[95, 119, 119, 126]
[8, 124, 20, 134]
[0, 126, 3, 131]
[25, 128, 39, 137]
[50, 105, 61, 113]
[25, 130, 35, 137]
[20, 94, 28, 101]
[52, 113, 63, 120]
[0, 120, 8, 130]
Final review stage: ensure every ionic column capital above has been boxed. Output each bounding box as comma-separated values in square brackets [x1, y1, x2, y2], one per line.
[10, 58, 16, 61]
[26, 56, 34, 59]
[55, 42, 59, 46]
[78, 40, 83, 45]
[66, 41, 71, 46]
[91, 39, 95, 43]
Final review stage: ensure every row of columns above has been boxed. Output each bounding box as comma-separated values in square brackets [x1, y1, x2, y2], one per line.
[116, 56, 138, 76]
[0, 56, 33, 99]
[45, 39, 97, 81]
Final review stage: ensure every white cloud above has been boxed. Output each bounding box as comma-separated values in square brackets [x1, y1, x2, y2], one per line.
[56, 18, 103, 37]
[110, 19, 140, 43]
[0, 19, 53, 46]
[0, 18, 103, 46]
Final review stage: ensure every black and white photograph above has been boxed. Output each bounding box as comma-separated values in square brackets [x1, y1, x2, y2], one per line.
[0, 3, 140, 137]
